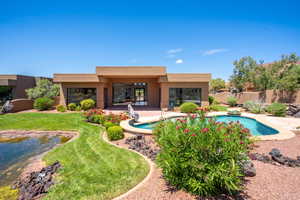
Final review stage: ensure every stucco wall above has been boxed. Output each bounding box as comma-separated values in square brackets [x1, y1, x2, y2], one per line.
[211, 90, 300, 104]
[11, 99, 33, 112]
[160, 82, 209, 108]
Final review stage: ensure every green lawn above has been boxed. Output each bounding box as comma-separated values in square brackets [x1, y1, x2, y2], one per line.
[0, 113, 149, 200]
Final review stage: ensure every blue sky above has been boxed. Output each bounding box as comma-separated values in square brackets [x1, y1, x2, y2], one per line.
[1, 0, 300, 80]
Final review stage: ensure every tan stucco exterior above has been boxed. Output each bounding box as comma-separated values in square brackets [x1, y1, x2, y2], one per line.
[0, 75, 49, 99]
[54, 66, 211, 109]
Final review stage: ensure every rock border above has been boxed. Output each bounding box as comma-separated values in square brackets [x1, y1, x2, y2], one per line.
[101, 132, 155, 200]
[0, 130, 79, 184]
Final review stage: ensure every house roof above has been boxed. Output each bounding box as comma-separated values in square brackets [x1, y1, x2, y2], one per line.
[53, 66, 211, 83]
[159, 73, 211, 82]
[53, 74, 100, 83]
[96, 66, 166, 77]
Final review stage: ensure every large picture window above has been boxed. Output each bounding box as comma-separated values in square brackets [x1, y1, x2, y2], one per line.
[169, 88, 201, 107]
[67, 88, 96, 105]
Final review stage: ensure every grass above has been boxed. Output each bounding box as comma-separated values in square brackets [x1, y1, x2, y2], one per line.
[0, 186, 18, 200]
[0, 113, 149, 200]
[209, 104, 228, 111]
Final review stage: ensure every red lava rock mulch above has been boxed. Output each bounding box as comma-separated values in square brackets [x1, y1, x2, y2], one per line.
[112, 133, 300, 200]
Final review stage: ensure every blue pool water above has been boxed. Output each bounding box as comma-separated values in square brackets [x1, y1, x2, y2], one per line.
[133, 115, 279, 136]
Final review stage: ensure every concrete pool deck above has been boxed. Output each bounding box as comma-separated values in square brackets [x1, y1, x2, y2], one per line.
[120, 111, 297, 140]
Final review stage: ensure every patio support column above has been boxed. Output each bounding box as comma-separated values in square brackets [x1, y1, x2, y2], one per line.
[59, 83, 67, 106]
[160, 83, 169, 109]
[201, 83, 209, 106]
[97, 84, 104, 109]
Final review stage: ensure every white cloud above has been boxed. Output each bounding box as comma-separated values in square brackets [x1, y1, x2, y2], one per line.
[202, 48, 229, 56]
[167, 48, 183, 54]
[175, 59, 183, 64]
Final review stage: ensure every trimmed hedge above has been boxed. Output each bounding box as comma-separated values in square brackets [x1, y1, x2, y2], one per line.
[80, 99, 95, 111]
[56, 105, 67, 112]
[104, 121, 116, 129]
[33, 97, 54, 111]
[107, 126, 124, 141]
[179, 102, 198, 113]
[68, 103, 77, 111]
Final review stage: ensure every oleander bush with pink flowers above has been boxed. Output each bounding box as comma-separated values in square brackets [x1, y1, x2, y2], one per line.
[154, 109, 253, 196]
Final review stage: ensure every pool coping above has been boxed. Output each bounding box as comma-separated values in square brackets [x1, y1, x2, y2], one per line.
[120, 112, 295, 140]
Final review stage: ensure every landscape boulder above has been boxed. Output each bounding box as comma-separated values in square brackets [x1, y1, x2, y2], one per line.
[13, 161, 61, 200]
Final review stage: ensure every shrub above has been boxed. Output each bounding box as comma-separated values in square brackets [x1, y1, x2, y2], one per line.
[208, 96, 215, 105]
[243, 101, 264, 114]
[75, 105, 82, 111]
[104, 121, 116, 129]
[104, 112, 129, 124]
[209, 104, 228, 111]
[56, 105, 66, 112]
[26, 79, 59, 100]
[154, 111, 252, 196]
[90, 114, 105, 124]
[227, 96, 237, 107]
[80, 99, 95, 111]
[33, 97, 54, 111]
[227, 110, 241, 115]
[107, 126, 124, 141]
[266, 103, 287, 117]
[68, 103, 77, 111]
[179, 102, 198, 113]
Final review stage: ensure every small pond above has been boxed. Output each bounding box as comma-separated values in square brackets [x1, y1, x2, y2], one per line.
[0, 135, 68, 186]
[132, 115, 279, 136]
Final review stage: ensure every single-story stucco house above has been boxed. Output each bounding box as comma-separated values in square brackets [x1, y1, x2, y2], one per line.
[0, 75, 49, 104]
[53, 66, 211, 109]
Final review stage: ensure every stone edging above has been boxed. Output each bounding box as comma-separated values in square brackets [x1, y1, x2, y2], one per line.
[101, 132, 155, 200]
[207, 112, 296, 140]
[120, 112, 187, 135]
[121, 111, 295, 140]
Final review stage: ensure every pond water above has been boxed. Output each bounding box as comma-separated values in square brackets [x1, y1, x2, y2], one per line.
[0, 135, 66, 186]
[133, 115, 279, 136]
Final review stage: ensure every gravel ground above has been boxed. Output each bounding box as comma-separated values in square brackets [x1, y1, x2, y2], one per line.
[112, 133, 300, 200]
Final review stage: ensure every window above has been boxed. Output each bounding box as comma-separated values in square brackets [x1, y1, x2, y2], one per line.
[67, 88, 96, 105]
[169, 88, 201, 107]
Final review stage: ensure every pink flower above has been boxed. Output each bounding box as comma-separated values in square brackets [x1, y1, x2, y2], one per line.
[241, 128, 249, 133]
[184, 128, 190, 133]
[201, 128, 209, 133]
[176, 126, 181, 130]
[191, 133, 196, 136]
[240, 141, 244, 145]
[191, 114, 197, 119]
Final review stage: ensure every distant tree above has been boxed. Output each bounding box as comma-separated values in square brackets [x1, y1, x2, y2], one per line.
[210, 78, 226, 92]
[26, 79, 60, 99]
[229, 56, 258, 91]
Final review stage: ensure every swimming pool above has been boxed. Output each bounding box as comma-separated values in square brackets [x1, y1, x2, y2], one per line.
[132, 115, 279, 136]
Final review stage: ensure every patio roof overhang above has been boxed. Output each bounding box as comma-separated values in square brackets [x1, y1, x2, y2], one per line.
[96, 66, 166, 77]
[53, 74, 101, 83]
[158, 73, 211, 82]
[0, 75, 17, 86]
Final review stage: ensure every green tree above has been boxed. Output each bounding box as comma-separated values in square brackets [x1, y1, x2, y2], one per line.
[26, 79, 60, 99]
[210, 78, 226, 92]
[271, 53, 300, 91]
[229, 56, 258, 91]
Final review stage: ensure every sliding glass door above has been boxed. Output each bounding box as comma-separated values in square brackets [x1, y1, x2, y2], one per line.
[169, 88, 201, 107]
[112, 83, 148, 106]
